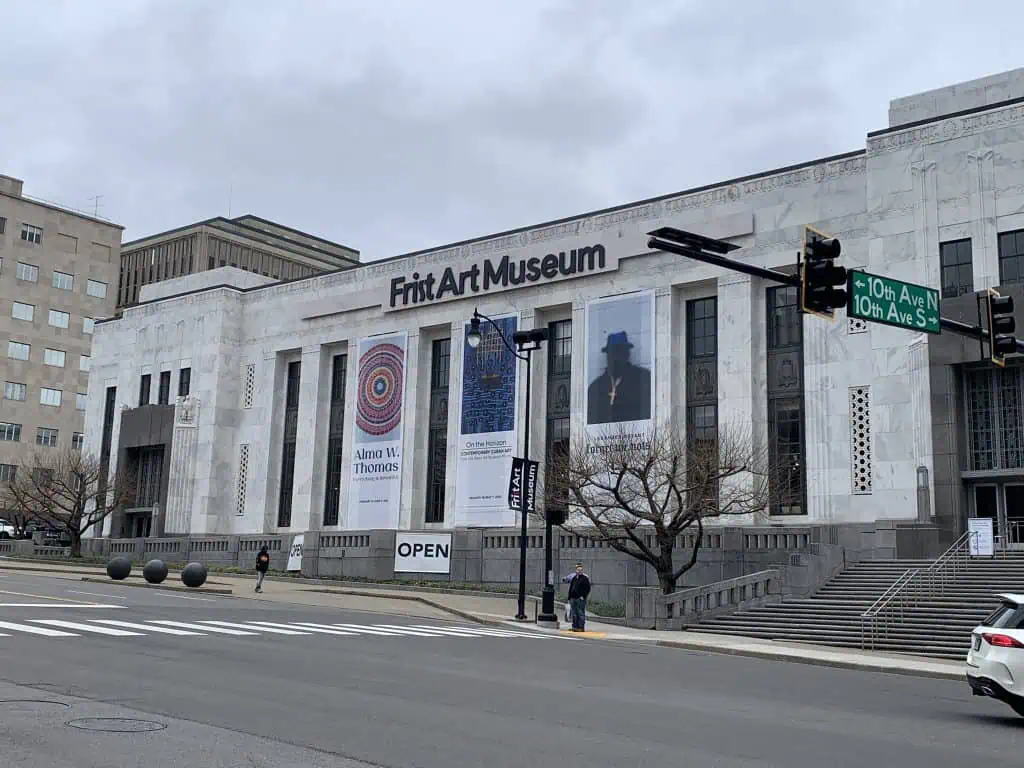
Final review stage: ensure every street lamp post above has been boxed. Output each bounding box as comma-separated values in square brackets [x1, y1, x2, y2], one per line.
[466, 309, 551, 623]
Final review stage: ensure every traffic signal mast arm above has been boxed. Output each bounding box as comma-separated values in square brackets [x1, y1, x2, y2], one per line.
[647, 228, 800, 287]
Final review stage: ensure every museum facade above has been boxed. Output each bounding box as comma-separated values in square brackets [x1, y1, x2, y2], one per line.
[84, 69, 1024, 553]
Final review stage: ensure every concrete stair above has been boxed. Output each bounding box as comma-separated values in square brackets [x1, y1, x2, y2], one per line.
[696, 555, 1024, 659]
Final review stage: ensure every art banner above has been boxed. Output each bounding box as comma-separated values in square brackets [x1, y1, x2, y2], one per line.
[584, 290, 656, 449]
[456, 315, 518, 526]
[348, 332, 408, 529]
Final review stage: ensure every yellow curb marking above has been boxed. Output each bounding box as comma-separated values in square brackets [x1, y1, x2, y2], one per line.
[559, 630, 607, 638]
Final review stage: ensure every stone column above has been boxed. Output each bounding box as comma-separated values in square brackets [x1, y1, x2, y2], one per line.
[968, 150, 998, 290]
[287, 345, 327, 533]
[164, 396, 200, 534]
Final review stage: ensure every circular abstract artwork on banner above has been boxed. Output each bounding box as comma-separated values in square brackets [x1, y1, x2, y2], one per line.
[356, 342, 405, 436]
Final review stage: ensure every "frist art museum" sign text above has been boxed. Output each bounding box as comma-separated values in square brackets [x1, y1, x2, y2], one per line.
[385, 242, 614, 311]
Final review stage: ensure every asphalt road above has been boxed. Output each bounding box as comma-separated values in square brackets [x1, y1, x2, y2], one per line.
[0, 570, 1021, 768]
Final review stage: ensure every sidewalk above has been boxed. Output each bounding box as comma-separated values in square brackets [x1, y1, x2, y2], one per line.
[0, 558, 966, 681]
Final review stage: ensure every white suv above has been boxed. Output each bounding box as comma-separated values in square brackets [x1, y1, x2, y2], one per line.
[967, 593, 1024, 717]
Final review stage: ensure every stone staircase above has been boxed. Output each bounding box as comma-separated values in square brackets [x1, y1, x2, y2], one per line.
[696, 553, 1024, 659]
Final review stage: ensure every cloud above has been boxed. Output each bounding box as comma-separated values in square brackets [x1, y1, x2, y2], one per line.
[3, 0, 1024, 259]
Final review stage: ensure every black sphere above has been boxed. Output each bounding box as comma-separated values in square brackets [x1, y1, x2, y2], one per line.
[181, 562, 208, 588]
[106, 556, 132, 581]
[143, 559, 168, 584]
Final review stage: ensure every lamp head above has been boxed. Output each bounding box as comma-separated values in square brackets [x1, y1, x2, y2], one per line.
[467, 313, 482, 349]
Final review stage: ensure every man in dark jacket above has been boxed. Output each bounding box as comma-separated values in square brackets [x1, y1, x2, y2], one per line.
[255, 545, 270, 593]
[566, 562, 592, 632]
[586, 332, 651, 425]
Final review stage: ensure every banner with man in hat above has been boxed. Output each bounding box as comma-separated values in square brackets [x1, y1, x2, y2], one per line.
[584, 290, 656, 444]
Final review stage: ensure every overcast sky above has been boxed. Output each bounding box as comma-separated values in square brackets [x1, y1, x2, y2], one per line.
[3, 0, 1023, 260]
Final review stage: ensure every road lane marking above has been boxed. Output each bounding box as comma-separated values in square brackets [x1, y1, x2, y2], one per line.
[0, 620, 78, 637]
[147, 592, 218, 602]
[66, 590, 129, 601]
[31, 620, 143, 636]
[366, 624, 455, 637]
[89, 620, 204, 636]
[324, 623, 423, 636]
[149, 620, 255, 635]
[0, 603, 121, 608]
[198, 621, 312, 635]
[412, 625, 547, 638]
[0, 588, 120, 605]
[256, 622, 358, 636]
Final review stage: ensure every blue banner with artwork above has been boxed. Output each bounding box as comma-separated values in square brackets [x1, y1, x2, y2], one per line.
[456, 315, 518, 525]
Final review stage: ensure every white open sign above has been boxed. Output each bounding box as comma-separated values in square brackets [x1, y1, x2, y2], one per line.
[394, 532, 452, 574]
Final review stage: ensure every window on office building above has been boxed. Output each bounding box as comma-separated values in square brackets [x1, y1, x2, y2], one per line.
[52, 271, 74, 291]
[11, 302, 34, 321]
[40, 387, 62, 407]
[425, 339, 451, 523]
[44, 349, 65, 368]
[158, 370, 171, 405]
[71, 432, 84, 451]
[7, 341, 29, 361]
[36, 427, 58, 448]
[86, 279, 107, 299]
[4, 382, 26, 401]
[965, 366, 1024, 471]
[0, 464, 16, 483]
[77, 393, 88, 411]
[277, 361, 301, 528]
[83, 317, 95, 335]
[139, 374, 151, 406]
[49, 309, 70, 328]
[0, 422, 21, 442]
[323, 354, 347, 527]
[80, 355, 91, 372]
[999, 230, 1024, 285]
[767, 285, 805, 516]
[15, 262, 38, 282]
[20, 224, 42, 244]
[686, 297, 719, 510]
[178, 367, 191, 398]
[940, 239, 973, 298]
[545, 319, 572, 514]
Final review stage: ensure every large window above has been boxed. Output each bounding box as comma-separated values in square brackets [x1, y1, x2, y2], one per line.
[178, 367, 191, 398]
[20, 224, 42, 244]
[40, 387, 62, 407]
[48, 309, 70, 328]
[83, 317, 95, 335]
[36, 427, 58, 448]
[4, 382, 26, 401]
[139, 374, 151, 405]
[87, 279, 107, 299]
[277, 361, 301, 528]
[44, 349, 65, 368]
[686, 297, 718, 444]
[52, 271, 74, 291]
[136, 447, 165, 507]
[767, 286, 805, 516]
[0, 464, 16, 482]
[7, 341, 29, 361]
[425, 339, 451, 523]
[940, 239, 974, 299]
[12, 302, 34, 321]
[72, 432, 84, 451]
[16, 262, 38, 282]
[546, 319, 572, 513]
[966, 366, 1024, 471]
[0, 422, 21, 442]
[323, 354, 347, 527]
[77, 393, 88, 411]
[999, 230, 1024, 285]
[158, 370, 171, 405]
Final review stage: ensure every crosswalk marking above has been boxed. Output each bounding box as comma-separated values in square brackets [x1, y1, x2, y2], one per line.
[0, 620, 76, 637]
[89, 620, 204, 636]
[380, 624, 489, 638]
[330, 623, 435, 636]
[198, 621, 312, 636]
[412, 624, 544, 638]
[149, 620, 259, 636]
[30, 619, 143, 636]
[253, 622, 358, 636]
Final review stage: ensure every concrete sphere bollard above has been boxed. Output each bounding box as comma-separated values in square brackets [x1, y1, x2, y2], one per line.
[181, 562, 208, 588]
[143, 559, 168, 584]
[106, 556, 132, 581]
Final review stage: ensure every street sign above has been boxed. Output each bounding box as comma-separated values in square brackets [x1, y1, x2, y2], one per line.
[508, 457, 539, 513]
[847, 271, 940, 334]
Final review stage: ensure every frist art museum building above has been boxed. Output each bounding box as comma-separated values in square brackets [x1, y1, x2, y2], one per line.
[83, 69, 1024, 593]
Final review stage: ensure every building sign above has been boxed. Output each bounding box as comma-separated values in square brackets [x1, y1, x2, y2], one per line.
[456, 315, 519, 526]
[348, 332, 408, 529]
[584, 290, 656, 466]
[286, 534, 304, 572]
[394, 531, 452, 574]
[507, 457, 538, 514]
[384, 242, 616, 311]
[968, 517, 995, 557]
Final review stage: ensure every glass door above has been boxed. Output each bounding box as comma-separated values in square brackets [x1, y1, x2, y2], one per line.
[1004, 484, 1024, 547]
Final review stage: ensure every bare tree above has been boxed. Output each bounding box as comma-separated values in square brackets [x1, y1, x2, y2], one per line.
[1, 450, 137, 558]
[544, 423, 770, 595]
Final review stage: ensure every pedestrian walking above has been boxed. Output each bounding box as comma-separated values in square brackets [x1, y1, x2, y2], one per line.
[565, 562, 591, 632]
[255, 545, 270, 592]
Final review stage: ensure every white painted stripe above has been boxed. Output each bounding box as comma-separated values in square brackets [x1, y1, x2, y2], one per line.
[149, 620, 257, 636]
[412, 625, 543, 638]
[31, 620, 143, 636]
[258, 622, 358, 636]
[327, 623, 422, 636]
[0, 620, 76, 637]
[0, 603, 122, 608]
[66, 590, 129, 601]
[148, 593, 218, 602]
[394, 625, 487, 637]
[370, 624, 462, 637]
[89, 620, 204, 636]
[198, 621, 312, 636]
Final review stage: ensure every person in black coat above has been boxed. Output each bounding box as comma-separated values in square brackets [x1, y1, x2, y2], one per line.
[565, 562, 592, 632]
[586, 332, 651, 425]
[255, 545, 270, 593]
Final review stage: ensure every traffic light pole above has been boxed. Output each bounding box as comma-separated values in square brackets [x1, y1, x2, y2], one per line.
[939, 316, 1024, 354]
[647, 236, 800, 287]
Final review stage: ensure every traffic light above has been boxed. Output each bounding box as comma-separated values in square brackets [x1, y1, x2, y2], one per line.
[987, 288, 1016, 367]
[801, 226, 847, 318]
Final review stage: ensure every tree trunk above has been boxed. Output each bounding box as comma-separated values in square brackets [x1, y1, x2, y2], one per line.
[657, 537, 676, 595]
[70, 532, 82, 558]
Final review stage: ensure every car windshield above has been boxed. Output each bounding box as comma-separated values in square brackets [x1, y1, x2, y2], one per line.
[984, 601, 1024, 629]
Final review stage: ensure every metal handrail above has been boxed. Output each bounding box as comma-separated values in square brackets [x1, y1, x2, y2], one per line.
[860, 530, 977, 650]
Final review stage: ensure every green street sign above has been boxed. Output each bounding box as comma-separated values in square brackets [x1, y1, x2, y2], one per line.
[847, 271, 941, 334]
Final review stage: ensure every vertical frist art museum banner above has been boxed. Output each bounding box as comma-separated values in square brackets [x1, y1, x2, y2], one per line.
[348, 332, 409, 529]
[584, 290, 656, 452]
[456, 315, 519, 526]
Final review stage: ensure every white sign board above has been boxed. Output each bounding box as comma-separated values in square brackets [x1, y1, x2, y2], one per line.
[968, 518, 994, 557]
[287, 534, 305, 571]
[394, 532, 452, 574]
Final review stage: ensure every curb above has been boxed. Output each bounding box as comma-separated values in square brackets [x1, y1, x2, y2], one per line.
[80, 577, 234, 595]
[301, 588, 529, 628]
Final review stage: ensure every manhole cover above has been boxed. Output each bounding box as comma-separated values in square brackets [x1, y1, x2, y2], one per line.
[66, 717, 167, 733]
[0, 699, 70, 713]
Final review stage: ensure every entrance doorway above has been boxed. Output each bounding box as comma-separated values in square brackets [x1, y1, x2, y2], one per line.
[1005, 485, 1024, 546]
[971, 483, 1024, 549]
